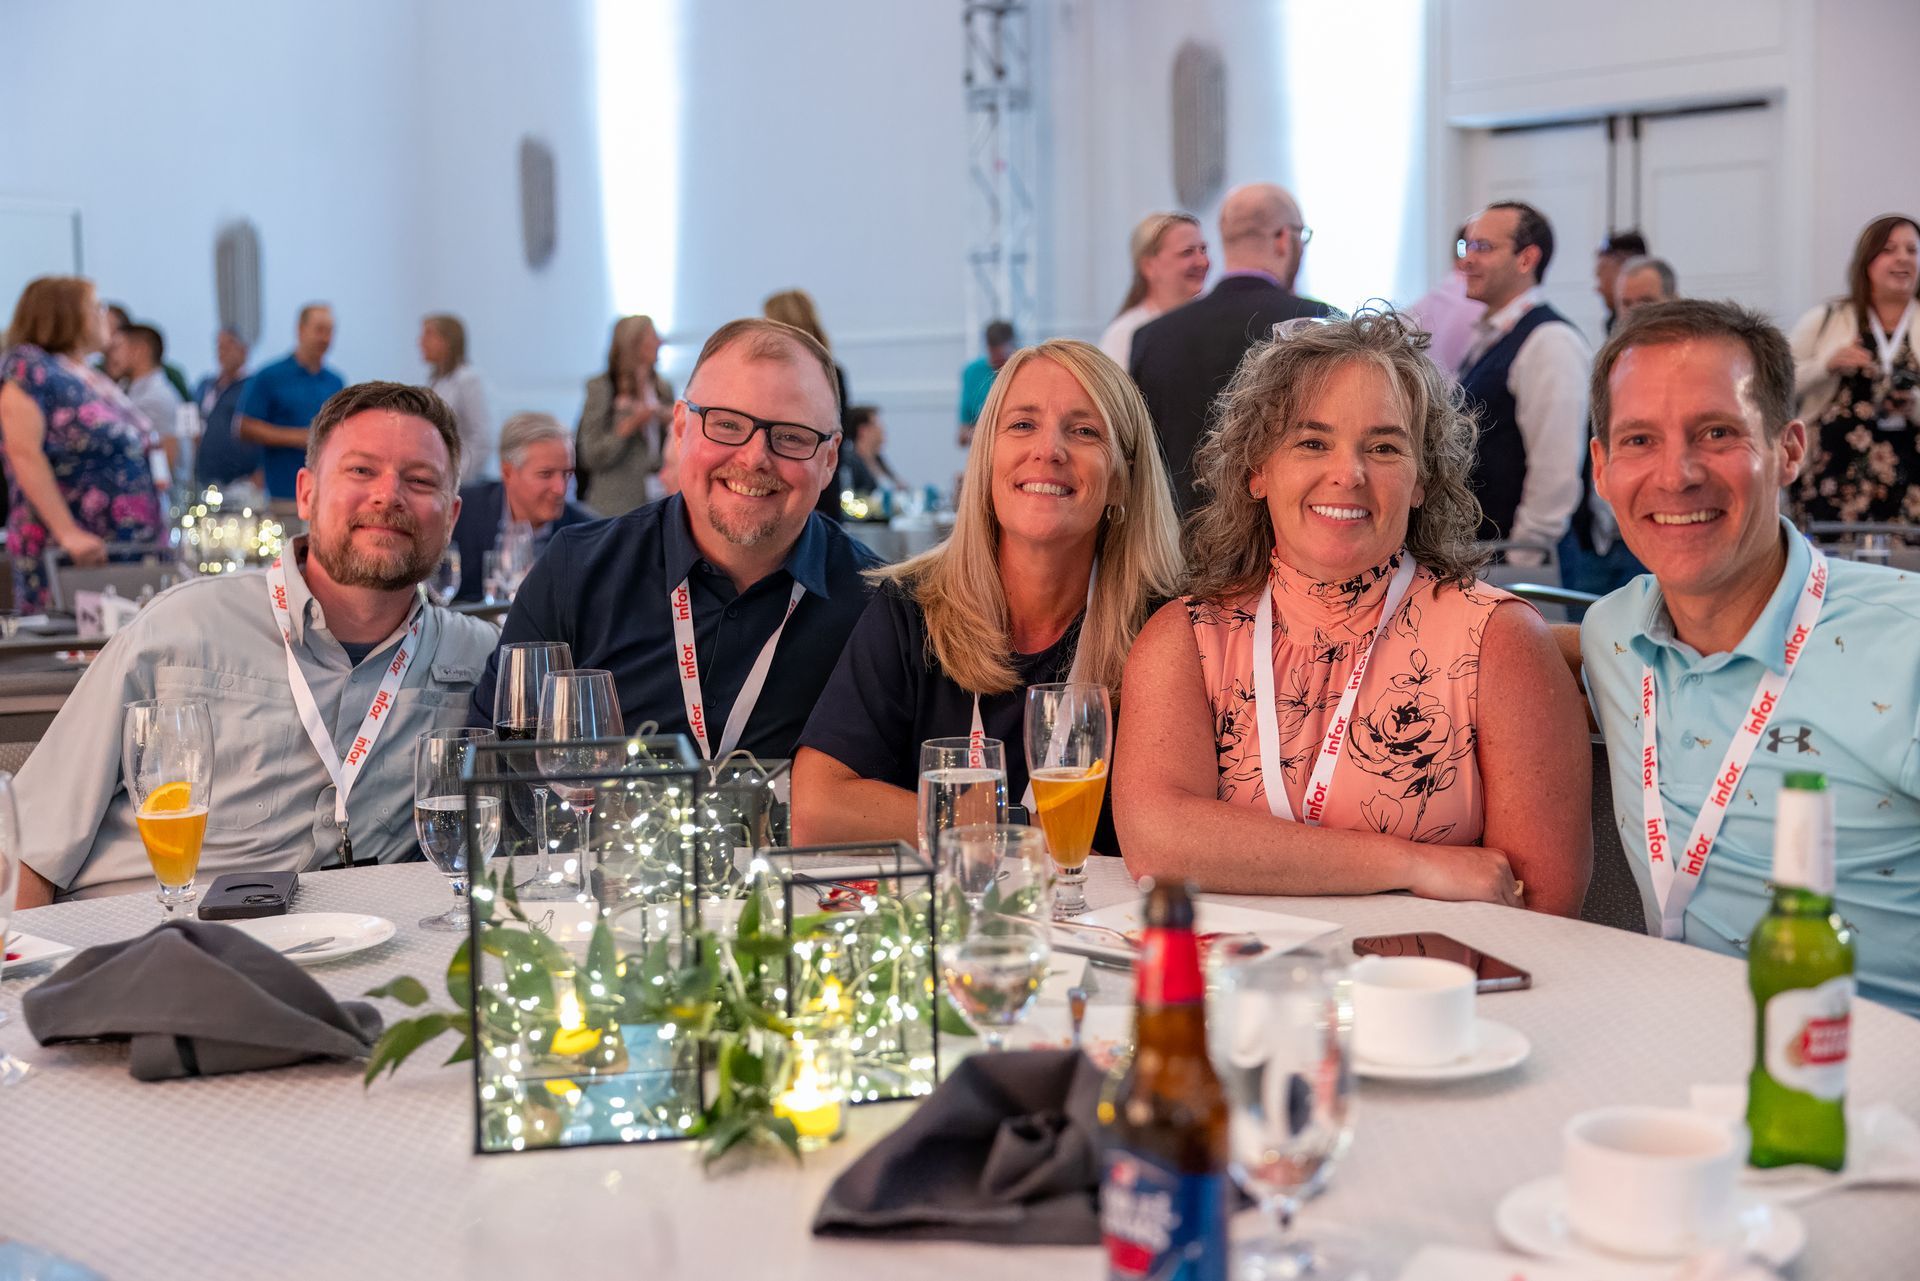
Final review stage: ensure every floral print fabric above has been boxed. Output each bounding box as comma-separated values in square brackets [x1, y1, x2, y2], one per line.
[1187, 550, 1512, 846]
[1, 345, 164, 612]
[1792, 336, 1920, 524]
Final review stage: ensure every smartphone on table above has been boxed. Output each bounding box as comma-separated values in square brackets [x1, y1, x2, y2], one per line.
[1349, 931, 1532, 992]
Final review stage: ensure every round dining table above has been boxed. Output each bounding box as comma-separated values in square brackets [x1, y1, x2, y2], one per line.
[4, 856, 1917, 1279]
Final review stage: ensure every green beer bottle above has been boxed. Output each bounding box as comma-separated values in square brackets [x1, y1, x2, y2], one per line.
[1747, 772, 1853, 1170]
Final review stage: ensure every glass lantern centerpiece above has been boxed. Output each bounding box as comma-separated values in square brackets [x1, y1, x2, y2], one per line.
[463, 734, 704, 1154]
[749, 842, 943, 1114]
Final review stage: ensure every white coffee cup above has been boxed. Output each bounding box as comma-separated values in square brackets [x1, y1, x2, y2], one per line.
[1562, 1106, 1747, 1258]
[1349, 955, 1476, 1066]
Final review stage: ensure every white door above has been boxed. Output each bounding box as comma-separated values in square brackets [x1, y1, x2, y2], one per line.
[1461, 122, 1611, 343]
[1634, 105, 1784, 323]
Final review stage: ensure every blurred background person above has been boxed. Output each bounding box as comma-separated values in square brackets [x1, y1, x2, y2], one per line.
[1098, 211, 1210, 365]
[1404, 223, 1484, 375]
[116, 322, 184, 478]
[98, 301, 190, 398]
[958, 318, 1016, 448]
[575, 313, 672, 516]
[1615, 255, 1680, 316]
[1789, 213, 1920, 523]
[449, 410, 593, 602]
[237, 303, 343, 516]
[1595, 229, 1648, 334]
[763, 288, 853, 430]
[192, 328, 261, 489]
[0, 276, 165, 611]
[841, 404, 901, 495]
[422, 312, 494, 485]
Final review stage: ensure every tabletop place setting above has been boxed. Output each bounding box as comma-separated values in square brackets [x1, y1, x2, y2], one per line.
[2, 676, 1918, 1281]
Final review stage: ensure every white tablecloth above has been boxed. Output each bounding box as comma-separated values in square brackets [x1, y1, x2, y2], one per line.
[5, 858, 1917, 1279]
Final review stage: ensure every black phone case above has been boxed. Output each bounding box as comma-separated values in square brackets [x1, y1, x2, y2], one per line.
[198, 871, 300, 920]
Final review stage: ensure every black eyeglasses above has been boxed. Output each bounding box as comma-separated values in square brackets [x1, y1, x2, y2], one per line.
[684, 402, 837, 461]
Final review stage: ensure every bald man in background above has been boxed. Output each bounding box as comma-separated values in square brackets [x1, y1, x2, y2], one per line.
[1129, 182, 1333, 512]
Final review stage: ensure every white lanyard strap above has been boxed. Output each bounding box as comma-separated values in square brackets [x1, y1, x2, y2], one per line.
[1868, 300, 1917, 379]
[266, 556, 423, 865]
[972, 565, 1098, 808]
[671, 576, 805, 759]
[1640, 548, 1829, 940]
[1253, 555, 1417, 824]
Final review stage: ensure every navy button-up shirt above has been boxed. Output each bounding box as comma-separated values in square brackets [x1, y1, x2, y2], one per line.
[470, 495, 883, 760]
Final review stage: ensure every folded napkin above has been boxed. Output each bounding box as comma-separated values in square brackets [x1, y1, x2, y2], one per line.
[22, 919, 382, 1081]
[1690, 1083, 1920, 1197]
[814, 1048, 1107, 1245]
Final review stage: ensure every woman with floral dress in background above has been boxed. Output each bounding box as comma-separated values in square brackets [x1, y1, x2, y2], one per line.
[0, 276, 165, 613]
[1114, 309, 1592, 916]
[1788, 214, 1920, 523]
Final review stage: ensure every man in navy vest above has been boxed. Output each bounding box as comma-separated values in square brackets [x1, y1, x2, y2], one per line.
[1457, 202, 1589, 565]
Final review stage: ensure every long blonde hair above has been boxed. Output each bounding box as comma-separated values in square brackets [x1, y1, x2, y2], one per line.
[1116, 212, 1202, 317]
[762, 289, 831, 353]
[881, 339, 1182, 695]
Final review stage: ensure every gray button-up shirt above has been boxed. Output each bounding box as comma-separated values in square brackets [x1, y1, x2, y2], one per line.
[17, 539, 499, 899]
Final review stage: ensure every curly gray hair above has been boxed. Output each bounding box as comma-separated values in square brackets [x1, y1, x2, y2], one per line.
[1183, 306, 1487, 602]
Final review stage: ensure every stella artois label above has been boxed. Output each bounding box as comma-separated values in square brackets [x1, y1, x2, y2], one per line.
[1763, 976, 1853, 1101]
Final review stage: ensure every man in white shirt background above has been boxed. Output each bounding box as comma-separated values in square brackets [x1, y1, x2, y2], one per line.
[1457, 201, 1590, 570]
[115, 323, 186, 485]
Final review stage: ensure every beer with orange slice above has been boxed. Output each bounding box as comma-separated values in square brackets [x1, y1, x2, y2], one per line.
[135, 780, 208, 888]
[1030, 759, 1106, 870]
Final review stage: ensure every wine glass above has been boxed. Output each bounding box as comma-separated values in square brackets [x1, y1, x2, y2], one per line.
[492, 641, 574, 898]
[414, 728, 501, 932]
[1024, 681, 1111, 918]
[937, 823, 1053, 1053]
[430, 547, 462, 605]
[497, 520, 536, 593]
[0, 771, 33, 1084]
[917, 736, 1006, 862]
[121, 698, 215, 921]
[1211, 950, 1364, 1280]
[537, 669, 624, 889]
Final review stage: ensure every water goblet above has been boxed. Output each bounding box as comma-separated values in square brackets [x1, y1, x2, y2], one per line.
[917, 736, 1006, 862]
[1211, 950, 1365, 1280]
[938, 823, 1053, 1052]
[415, 727, 501, 932]
[492, 641, 574, 897]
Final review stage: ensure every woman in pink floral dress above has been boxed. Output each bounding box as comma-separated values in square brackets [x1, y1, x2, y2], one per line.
[1115, 310, 1592, 915]
[0, 277, 165, 612]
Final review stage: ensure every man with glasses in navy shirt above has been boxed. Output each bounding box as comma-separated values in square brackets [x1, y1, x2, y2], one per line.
[471, 318, 882, 761]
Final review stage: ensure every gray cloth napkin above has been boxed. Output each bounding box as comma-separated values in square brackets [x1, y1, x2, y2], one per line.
[813, 1048, 1107, 1245]
[22, 919, 382, 1081]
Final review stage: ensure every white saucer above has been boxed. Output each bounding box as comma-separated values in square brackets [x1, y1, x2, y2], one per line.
[1354, 1017, 1529, 1081]
[222, 913, 397, 965]
[1495, 1175, 1806, 1276]
[3, 930, 78, 970]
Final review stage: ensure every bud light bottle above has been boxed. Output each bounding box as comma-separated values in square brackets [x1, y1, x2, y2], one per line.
[1747, 772, 1853, 1170]
[1099, 880, 1228, 1279]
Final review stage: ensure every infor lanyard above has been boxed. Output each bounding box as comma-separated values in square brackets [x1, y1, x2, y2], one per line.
[1640, 548, 1828, 940]
[1253, 555, 1416, 825]
[1868, 299, 1917, 379]
[971, 564, 1098, 811]
[671, 577, 805, 759]
[266, 556, 422, 868]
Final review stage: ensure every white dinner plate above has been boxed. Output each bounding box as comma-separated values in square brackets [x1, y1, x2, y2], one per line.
[221, 913, 396, 965]
[3, 930, 78, 969]
[1353, 1017, 1530, 1082]
[1050, 900, 1337, 966]
[1494, 1175, 1806, 1277]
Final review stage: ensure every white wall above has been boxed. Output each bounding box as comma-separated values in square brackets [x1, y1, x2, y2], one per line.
[1426, 0, 1920, 321]
[0, 0, 610, 428]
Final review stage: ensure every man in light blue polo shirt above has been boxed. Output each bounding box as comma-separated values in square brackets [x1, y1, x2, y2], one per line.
[1580, 299, 1920, 1016]
[239, 303, 344, 507]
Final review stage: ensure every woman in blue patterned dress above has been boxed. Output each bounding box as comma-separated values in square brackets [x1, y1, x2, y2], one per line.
[0, 276, 165, 612]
